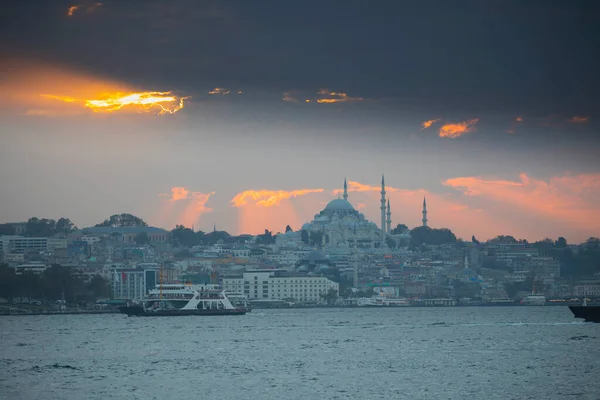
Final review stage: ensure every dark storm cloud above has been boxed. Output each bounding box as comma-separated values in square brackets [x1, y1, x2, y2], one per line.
[1, 0, 599, 115]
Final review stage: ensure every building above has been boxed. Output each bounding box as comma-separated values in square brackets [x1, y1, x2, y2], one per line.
[111, 268, 160, 300]
[14, 262, 47, 275]
[47, 238, 68, 251]
[0, 236, 48, 253]
[573, 281, 600, 297]
[83, 226, 169, 244]
[222, 269, 339, 304]
[300, 178, 387, 248]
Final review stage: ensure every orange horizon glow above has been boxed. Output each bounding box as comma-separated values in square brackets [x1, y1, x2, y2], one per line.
[439, 118, 479, 138]
[147, 174, 599, 242]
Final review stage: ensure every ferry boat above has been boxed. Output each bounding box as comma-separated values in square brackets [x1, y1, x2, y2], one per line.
[521, 293, 546, 306]
[119, 284, 249, 317]
[357, 294, 410, 307]
[226, 291, 252, 312]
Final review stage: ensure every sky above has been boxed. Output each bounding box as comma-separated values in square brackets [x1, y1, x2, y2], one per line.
[1, 0, 599, 243]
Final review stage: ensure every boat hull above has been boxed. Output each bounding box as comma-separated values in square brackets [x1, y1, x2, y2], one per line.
[569, 306, 600, 323]
[119, 306, 247, 317]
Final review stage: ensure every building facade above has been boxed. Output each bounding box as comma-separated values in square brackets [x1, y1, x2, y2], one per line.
[222, 270, 339, 303]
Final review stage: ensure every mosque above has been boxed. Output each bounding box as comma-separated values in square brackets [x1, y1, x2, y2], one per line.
[276, 176, 427, 249]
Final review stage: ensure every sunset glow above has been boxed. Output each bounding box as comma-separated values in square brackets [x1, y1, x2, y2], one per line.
[70, 91, 188, 114]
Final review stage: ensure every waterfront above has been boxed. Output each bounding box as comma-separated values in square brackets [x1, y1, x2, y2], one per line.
[1, 306, 598, 399]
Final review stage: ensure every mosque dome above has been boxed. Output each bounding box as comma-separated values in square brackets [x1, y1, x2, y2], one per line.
[324, 199, 354, 211]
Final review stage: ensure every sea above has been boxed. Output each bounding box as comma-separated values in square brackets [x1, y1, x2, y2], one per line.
[1, 307, 598, 400]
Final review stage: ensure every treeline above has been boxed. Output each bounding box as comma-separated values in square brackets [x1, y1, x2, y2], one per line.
[0, 218, 77, 237]
[0, 264, 110, 304]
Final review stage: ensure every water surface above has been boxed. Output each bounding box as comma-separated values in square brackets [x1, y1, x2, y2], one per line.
[1, 307, 598, 399]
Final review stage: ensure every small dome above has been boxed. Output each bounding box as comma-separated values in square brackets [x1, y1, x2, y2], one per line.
[324, 199, 354, 211]
[301, 223, 312, 230]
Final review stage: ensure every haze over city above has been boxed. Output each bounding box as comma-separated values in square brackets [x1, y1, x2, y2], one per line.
[1, 0, 599, 242]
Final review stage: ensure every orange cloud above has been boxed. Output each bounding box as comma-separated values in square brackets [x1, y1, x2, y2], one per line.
[421, 118, 441, 130]
[156, 189, 215, 228]
[168, 187, 190, 202]
[43, 91, 189, 114]
[516, 116, 523, 122]
[570, 116, 589, 124]
[316, 89, 363, 104]
[231, 188, 324, 208]
[332, 180, 398, 196]
[439, 118, 479, 138]
[0, 59, 188, 117]
[66, 2, 102, 17]
[208, 88, 231, 95]
[67, 5, 79, 16]
[178, 191, 215, 227]
[282, 92, 299, 102]
[443, 173, 600, 241]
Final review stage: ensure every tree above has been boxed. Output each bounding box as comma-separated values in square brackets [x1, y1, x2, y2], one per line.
[255, 229, 275, 245]
[391, 224, 408, 234]
[309, 231, 323, 247]
[87, 275, 110, 299]
[26, 218, 56, 237]
[320, 288, 338, 305]
[385, 237, 396, 249]
[285, 225, 293, 233]
[472, 235, 480, 245]
[134, 232, 149, 245]
[171, 226, 201, 247]
[95, 214, 147, 228]
[489, 235, 519, 244]
[410, 226, 457, 246]
[301, 230, 309, 245]
[56, 218, 76, 234]
[0, 264, 18, 303]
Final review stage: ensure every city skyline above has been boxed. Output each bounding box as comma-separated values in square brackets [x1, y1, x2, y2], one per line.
[1, 1, 598, 243]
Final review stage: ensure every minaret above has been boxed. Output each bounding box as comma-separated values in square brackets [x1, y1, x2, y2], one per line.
[422, 196, 428, 227]
[380, 174, 386, 233]
[343, 177, 348, 201]
[386, 199, 392, 234]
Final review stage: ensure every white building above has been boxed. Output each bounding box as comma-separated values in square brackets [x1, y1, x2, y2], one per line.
[573, 281, 600, 297]
[15, 262, 47, 274]
[0, 236, 48, 253]
[222, 270, 339, 304]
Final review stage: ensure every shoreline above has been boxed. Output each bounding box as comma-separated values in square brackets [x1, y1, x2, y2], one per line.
[0, 303, 582, 316]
